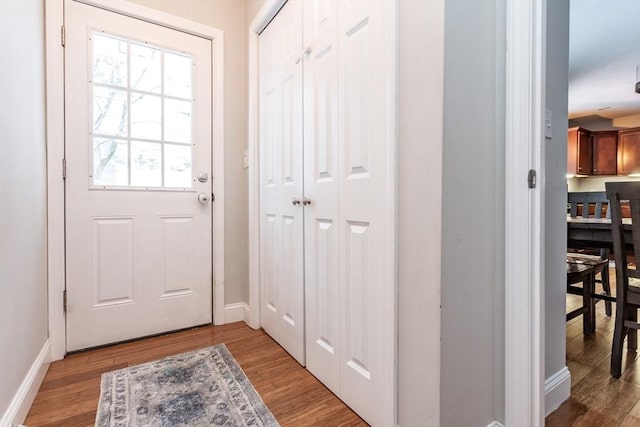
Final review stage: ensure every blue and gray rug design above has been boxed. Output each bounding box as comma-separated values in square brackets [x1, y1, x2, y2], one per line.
[95, 344, 280, 426]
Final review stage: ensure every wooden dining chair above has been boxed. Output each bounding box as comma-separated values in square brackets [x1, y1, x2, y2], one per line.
[566, 256, 608, 335]
[567, 191, 613, 316]
[605, 181, 640, 378]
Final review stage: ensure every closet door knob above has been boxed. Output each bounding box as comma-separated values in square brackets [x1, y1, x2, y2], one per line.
[292, 197, 301, 206]
[304, 46, 312, 56]
[302, 197, 311, 206]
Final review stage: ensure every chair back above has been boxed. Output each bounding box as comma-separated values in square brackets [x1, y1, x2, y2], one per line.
[606, 181, 640, 377]
[568, 191, 610, 218]
[605, 182, 640, 289]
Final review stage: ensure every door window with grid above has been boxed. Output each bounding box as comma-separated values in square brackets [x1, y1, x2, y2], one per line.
[91, 32, 195, 189]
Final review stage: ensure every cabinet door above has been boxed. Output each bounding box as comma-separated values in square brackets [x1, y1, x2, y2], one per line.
[592, 131, 618, 175]
[618, 128, 640, 175]
[567, 127, 592, 174]
[258, 0, 305, 364]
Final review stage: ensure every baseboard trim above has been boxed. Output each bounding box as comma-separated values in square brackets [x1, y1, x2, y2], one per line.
[224, 302, 250, 325]
[486, 421, 505, 427]
[544, 366, 571, 416]
[0, 339, 51, 427]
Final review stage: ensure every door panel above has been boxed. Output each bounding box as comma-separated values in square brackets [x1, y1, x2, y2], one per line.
[338, 1, 394, 426]
[65, 0, 213, 351]
[91, 217, 134, 306]
[303, 0, 341, 394]
[259, 0, 305, 364]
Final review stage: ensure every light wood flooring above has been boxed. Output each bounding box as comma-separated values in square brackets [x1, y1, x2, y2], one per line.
[24, 322, 366, 426]
[547, 268, 640, 426]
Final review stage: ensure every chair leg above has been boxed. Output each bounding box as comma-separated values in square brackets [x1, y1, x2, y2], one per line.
[611, 302, 627, 378]
[629, 308, 638, 352]
[588, 274, 597, 334]
[584, 275, 595, 335]
[601, 266, 612, 316]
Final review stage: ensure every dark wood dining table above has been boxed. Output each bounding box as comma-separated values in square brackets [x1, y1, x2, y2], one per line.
[567, 216, 632, 250]
[566, 216, 634, 318]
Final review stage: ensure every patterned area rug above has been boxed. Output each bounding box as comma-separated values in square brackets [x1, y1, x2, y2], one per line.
[96, 344, 280, 426]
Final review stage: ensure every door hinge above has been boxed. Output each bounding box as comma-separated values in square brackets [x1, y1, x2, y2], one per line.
[63, 289, 67, 313]
[62, 158, 67, 180]
[61, 26, 65, 47]
[211, 193, 215, 202]
[528, 169, 537, 189]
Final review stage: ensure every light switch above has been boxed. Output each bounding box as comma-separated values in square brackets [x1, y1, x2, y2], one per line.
[545, 109, 552, 139]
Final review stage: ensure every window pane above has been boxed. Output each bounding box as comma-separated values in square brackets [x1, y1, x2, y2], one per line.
[131, 93, 161, 140]
[164, 52, 192, 99]
[93, 138, 128, 186]
[130, 43, 161, 94]
[165, 144, 193, 188]
[131, 141, 162, 187]
[92, 33, 127, 87]
[93, 87, 128, 137]
[164, 99, 192, 143]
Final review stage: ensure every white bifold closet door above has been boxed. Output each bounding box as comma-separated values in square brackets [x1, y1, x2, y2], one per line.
[260, 1, 396, 425]
[258, 0, 305, 365]
[303, 1, 395, 426]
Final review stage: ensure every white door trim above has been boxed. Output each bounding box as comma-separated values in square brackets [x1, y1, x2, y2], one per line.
[504, 0, 546, 425]
[44, 0, 225, 360]
[247, 0, 288, 329]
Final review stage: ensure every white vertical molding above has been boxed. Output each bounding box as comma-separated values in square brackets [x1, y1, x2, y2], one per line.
[247, 20, 261, 329]
[212, 32, 225, 326]
[45, 0, 66, 362]
[384, 1, 399, 425]
[504, 0, 546, 425]
[247, 0, 288, 330]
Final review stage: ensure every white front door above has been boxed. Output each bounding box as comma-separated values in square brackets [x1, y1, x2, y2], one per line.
[258, 0, 305, 364]
[64, 0, 213, 351]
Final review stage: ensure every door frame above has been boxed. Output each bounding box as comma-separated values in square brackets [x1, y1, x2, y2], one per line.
[504, 0, 546, 425]
[247, 0, 288, 329]
[44, 0, 225, 360]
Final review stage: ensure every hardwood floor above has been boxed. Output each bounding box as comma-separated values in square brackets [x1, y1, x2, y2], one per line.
[24, 323, 367, 427]
[547, 268, 640, 426]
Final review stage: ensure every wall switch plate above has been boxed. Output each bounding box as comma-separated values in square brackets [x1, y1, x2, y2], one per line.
[545, 109, 552, 139]
[243, 150, 249, 169]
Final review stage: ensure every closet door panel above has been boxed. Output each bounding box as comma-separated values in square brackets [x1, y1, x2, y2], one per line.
[259, 0, 305, 365]
[338, 1, 395, 426]
[260, 30, 281, 342]
[303, 0, 341, 394]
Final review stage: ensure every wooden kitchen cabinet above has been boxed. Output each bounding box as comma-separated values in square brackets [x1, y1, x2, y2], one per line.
[591, 130, 618, 175]
[617, 128, 640, 175]
[567, 127, 592, 175]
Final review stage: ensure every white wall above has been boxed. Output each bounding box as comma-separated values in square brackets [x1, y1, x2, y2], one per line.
[245, 0, 266, 26]
[440, 0, 505, 425]
[398, 1, 444, 425]
[129, 0, 249, 303]
[568, 175, 640, 192]
[0, 0, 49, 418]
[545, 0, 570, 388]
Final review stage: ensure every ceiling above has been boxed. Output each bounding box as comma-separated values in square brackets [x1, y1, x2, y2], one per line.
[569, 0, 640, 120]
